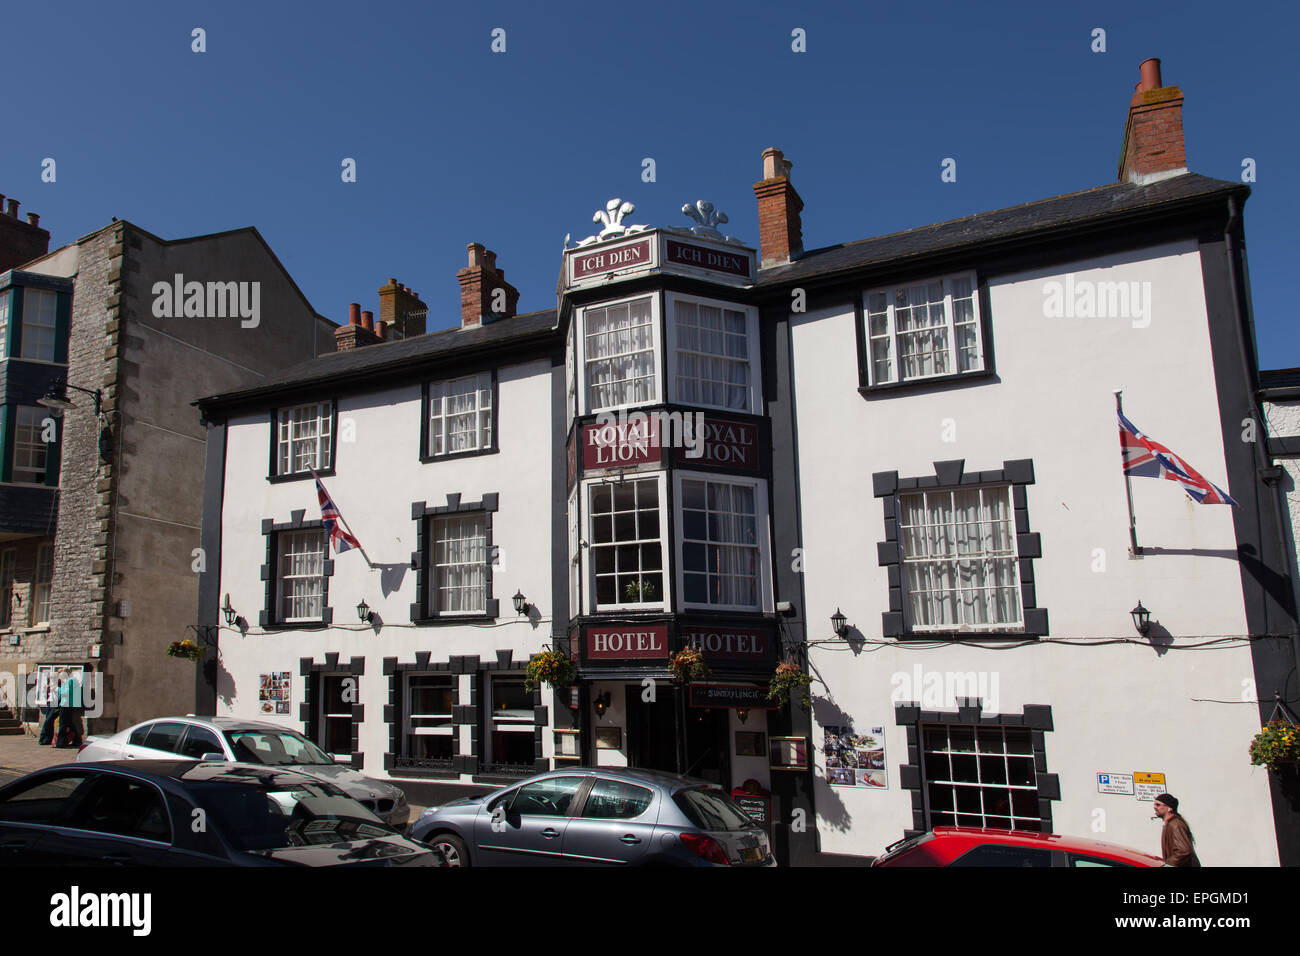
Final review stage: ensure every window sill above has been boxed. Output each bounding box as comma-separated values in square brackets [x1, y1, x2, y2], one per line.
[895, 630, 1034, 643]
[858, 369, 996, 398]
[267, 468, 335, 484]
[420, 446, 499, 464]
[411, 614, 498, 626]
[261, 621, 329, 631]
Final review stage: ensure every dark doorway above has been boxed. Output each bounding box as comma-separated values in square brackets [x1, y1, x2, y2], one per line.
[683, 705, 730, 787]
[624, 684, 679, 773]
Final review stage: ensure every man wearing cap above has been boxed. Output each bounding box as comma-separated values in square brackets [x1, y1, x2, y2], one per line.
[1152, 793, 1200, 867]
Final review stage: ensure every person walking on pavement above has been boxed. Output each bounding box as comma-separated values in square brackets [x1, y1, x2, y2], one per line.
[37, 669, 59, 745]
[55, 667, 84, 749]
[1153, 793, 1200, 867]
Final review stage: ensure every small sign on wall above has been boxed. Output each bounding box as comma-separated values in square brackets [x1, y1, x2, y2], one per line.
[1134, 772, 1167, 801]
[1096, 773, 1135, 795]
[824, 724, 888, 789]
[259, 672, 291, 716]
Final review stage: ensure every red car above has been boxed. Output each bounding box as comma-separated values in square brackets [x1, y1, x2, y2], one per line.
[871, 826, 1164, 867]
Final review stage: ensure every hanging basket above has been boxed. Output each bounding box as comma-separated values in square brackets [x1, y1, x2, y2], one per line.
[668, 647, 711, 684]
[166, 640, 206, 662]
[768, 657, 812, 710]
[524, 650, 575, 692]
[1249, 720, 1300, 773]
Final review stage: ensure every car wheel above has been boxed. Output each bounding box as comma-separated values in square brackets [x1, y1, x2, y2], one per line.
[428, 833, 469, 867]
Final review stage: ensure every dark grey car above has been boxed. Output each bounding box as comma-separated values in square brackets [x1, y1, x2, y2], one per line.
[408, 767, 774, 866]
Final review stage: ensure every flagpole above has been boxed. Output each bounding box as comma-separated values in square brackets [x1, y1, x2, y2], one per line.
[1114, 389, 1141, 556]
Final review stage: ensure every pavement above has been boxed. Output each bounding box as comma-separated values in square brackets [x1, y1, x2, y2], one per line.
[0, 722, 83, 781]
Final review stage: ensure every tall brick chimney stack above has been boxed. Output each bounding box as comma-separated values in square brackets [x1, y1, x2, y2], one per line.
[1118, 58, 1187, 184]
[0, 192, 51, 273]
[334, 301, 382, 351]
[457, 243, 519, 328]
[753, 147, 804, 268]
[377, 277, 428, 337]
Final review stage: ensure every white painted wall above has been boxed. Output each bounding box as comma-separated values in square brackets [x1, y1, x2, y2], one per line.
[216, 357, 558, 780]
[789, 242, 1278, 864]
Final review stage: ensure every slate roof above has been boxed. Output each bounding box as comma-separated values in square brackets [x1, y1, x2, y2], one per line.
[198, 307, 558, 409]
[755, 172, 1245, 287]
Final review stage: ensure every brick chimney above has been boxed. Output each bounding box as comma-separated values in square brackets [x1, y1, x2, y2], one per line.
[1118, 58, 1187, 184]
[457, 243, 519, 328]
[752, 148, 804, 268]
[334, 302, 382, 351]
[378, 278, 428, 338]
[0, 192, 51, 273]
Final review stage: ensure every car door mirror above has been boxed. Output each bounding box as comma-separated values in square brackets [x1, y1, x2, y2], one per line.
[200, 752, 227, 762]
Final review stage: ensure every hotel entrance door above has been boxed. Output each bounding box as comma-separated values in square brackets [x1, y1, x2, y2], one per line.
[624, 684, 678, 773]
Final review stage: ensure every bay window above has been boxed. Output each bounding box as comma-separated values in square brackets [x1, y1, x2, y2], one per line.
[670, 295, 758, 412]
[19, 289, 57, 362]
[587, 476, 665, 610]
[582, 296, 658, 412]
[864, 273, 983, 385]
[677, 475, 768, 610]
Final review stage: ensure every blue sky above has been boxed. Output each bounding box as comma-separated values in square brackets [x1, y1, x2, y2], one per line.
[3, 0, 1297, 361]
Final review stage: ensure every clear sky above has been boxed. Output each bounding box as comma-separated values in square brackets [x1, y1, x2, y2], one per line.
[2, 0, 1296, 362]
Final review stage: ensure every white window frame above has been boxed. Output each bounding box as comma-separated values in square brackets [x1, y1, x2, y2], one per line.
[921, 723, 1041, 831]
[428, 513, 488, 615]
[486, 673, 534, 767]
[568, 486, 580, 619]
[427, 371, 493, 457]
[673, 472, 772, 613]
[403, 672, 456, 761]
[0, 548, 16, 628]
[897, 484, 1023, 633]
[580, 473, 669, 614]
[577, 293, 662, 415]
[276, 530, 326, 624]
[31, 543, 53, 626]
[665, 293, 761, 414]
[19, 288, 57, 363]
[0, 292, 10, 357]
[276, 402, 332, 476]
[863, 272, 983, 386]
[13, 406, 50, 484]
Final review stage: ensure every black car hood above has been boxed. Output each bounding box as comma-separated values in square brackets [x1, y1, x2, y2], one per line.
[250, 836, 439, 867]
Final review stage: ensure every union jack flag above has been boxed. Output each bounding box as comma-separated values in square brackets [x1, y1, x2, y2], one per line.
[1118, 411, 1239, 506]
[313, 472, 363, 553]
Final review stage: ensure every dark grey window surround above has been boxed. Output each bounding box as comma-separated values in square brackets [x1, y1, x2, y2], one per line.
[259, 512, 334, 629]
[854, 277, 998, 395]
[267, 399, 338, 483]
[894, 699, 1057, 840]
[382, 651, 549, 782]
[874, 459, 1047, 640]
[299, 654, 364, 770]
[476, 650, 549, 783]
[409, 493, 500, 623]
[419, 369, 500, 463]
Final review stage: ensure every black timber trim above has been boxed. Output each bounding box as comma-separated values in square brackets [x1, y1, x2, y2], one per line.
[893, 700, 1056, 839]
[409, 493, 501, 623]
[299, 655, 365, 769]
[259, 516, 334, 629]
[266, 399, 338, 482]
[419, 368, 500, 463]
[874, 459, 1047, 640]
[386, 657, 462, 778]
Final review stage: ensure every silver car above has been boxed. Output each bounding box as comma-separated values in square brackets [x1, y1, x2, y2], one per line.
[408, 767, 774, 867]
[77, 716, 409, 828]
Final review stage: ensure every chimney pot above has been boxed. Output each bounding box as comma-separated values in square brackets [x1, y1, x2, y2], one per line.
[349, 303, 361, 326]
[361, 310, 374, 331]
[375, 320, 387, 341]
[5, 199, 18, 218]
[467, 242, 486, 267]
[754, 147, 804, 267]
[1137, 57, 1163, 92]
[483, 250, 498, 272]
[26, 213, 39, 227]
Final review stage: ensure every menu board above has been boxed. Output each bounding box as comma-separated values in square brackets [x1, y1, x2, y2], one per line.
[824, 724, 888, 789]
[259, 671, 292, 715]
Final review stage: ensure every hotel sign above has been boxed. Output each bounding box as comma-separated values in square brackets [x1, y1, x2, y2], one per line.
[674, 416, 760, 472]
[680, 625, 771, 662]
[569, 237, 656, 284]
[665, 239, 751, 280]
[582, 416, 663, 470]
[585, 624, 670, 660]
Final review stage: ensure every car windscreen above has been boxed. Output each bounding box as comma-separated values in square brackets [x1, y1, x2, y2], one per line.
[672, 787, 761, 832]
[188, 781, 393, 852]
[224, 730, 335, 766]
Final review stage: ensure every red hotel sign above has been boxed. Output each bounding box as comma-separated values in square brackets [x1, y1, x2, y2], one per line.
[675, 417, 760, 471]
[582, 417, 662, 469]
[571, 238, 654, 281]
[665, 239, 751, 279]
[585, 624, 669, 660]
[680, 625, 770, 661]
